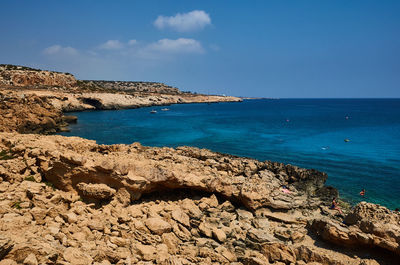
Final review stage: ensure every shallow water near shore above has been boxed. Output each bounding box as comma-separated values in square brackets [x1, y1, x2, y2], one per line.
[61, 99, 400, 209]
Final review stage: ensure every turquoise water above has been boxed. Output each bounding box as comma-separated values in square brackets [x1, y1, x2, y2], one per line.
[60, 99, 400, 209]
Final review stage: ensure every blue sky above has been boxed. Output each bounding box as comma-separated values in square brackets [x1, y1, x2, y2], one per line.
[1, 1, 399, 98]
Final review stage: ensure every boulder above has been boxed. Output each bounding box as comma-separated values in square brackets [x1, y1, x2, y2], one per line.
[63, 247, 93, 265]
[145, 217, 172, 235]
[212, 228, 227, 243]
[23, 253, 38, 265]
[0, 260, 18, 265]
[76, 183, 116, 201]
[247, 229, 276, 244]
[134, 244, 156, 261]
[171, 209, 190, 227]
[310, 203, 400, 256]
[62, 115, 78, 124]
[261, 243, 296, 264]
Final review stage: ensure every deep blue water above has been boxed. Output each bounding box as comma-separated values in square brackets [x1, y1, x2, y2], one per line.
[60, 99, 400, 209]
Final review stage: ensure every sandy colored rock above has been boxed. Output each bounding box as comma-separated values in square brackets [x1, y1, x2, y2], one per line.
[63, 247, 93, 265]
[248, 228, 276, 244]
[0, 65, 76, 88]
[262, 243, 297, 264]
[199, 221, 213, 238]
[0, 260, 18, 265]
[212, 228, 227, 243]
[162, 233, 180, 254]
[171, 208, 190, 227]
[135, 243, 156, 261]
[64, 212, 78, 224]
[114, 188, 131, 206]
[145, 217, 172, 235]
[310, 202, 400, 255]
[76, 183, 116, 200]
[0, 132, 330, 212]
[0, 92, 63, 134]
[23, 253, 38, 265]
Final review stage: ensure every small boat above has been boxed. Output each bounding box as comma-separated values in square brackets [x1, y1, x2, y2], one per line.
[344, 139, 350, 142]
[161, 108, 170, 111]
[150, 110, 157, 114]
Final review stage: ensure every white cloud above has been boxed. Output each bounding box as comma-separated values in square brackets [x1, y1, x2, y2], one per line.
[146, 38, 204, 54]
[44, 38, 204, 68]
[98, 40, 124, 50]
[128, 39, 137, 46]
[154, 10, 211, 32]
[43, 45, 78, 55]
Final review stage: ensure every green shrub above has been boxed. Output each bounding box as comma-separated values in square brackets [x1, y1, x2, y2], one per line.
[24, 176, 36, 182]
[0, 150, 13, 160]
[43, 181, 56, 190]
[12, 201, 22, 209]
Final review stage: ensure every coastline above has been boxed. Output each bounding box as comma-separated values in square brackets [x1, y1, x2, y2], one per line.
[0, 66, 399, 264]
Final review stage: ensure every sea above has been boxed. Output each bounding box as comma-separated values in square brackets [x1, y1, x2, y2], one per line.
[60, 99, 400, 210]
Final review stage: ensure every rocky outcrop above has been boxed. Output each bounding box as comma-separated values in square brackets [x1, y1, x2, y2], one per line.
[0, 65, 76, 88]
[21, 89, 242, 112]
[0, 174, 387, 264]
[310, 202, 400, 255]
[0, 64, 242, 117]
[0, 133, 329, 211]
[0, 87, 241, 135]
[0, 91, 75, 134]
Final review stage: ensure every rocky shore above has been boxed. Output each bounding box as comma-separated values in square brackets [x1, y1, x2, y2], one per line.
[0, 65, 241, 134]
[0, 133, 399, 264]
[0, 65, 399, 264]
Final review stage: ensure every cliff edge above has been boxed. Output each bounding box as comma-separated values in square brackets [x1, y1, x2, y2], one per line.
[0, 65, 77, 89]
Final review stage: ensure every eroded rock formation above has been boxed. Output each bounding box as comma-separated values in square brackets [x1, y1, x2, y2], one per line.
[310, 202, 400, 255]
[0, 133, 329, 211]
[0, 132, 399, 264]
[0, 91, 75, 134]
[0, 65, 76, 88]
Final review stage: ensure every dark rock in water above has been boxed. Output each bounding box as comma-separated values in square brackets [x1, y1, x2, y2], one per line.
[316, 186, 339, 204]
[62, 115, 78, 124]
[59, 127, 70, 133]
